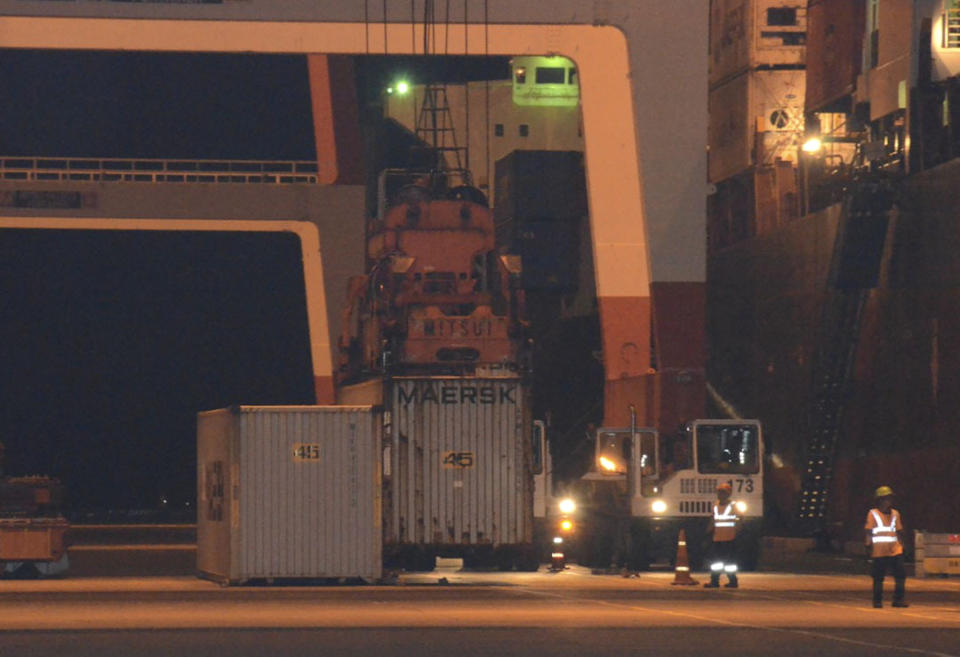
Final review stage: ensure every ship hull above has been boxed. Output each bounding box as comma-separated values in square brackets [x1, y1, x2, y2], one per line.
[708, 159, 960, 538]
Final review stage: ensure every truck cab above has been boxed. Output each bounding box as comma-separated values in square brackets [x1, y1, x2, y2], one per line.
[633, 420, 763, 522]
[578, 419, 763, 571]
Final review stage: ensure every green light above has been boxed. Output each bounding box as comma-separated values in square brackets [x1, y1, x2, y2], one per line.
[396, 80, 410, 95]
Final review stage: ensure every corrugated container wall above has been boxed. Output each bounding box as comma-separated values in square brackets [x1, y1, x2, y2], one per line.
[197, 406, 382, 585]
[804, 0, 865, 113]
[708, 163, 799, 252]
[493, 150, 586, 291]
[710, 0, 807, 87]
[855, 0, 914, 120]
[390, 377, 533, 548]
[709, 68, 806, 183]
[493, 150, 588, 228]
[341, 377, 533, 550]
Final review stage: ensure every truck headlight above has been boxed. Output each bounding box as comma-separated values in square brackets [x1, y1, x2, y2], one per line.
[651, 499, 668, 514]
[599, 456, 620, 472]
[558, 498, 576, 514]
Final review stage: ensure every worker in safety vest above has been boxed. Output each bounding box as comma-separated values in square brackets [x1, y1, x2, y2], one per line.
[704, 482, 740, 588]
[865, 486, 908, 608]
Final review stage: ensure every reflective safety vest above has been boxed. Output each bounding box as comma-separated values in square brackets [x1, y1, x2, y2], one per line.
[870, 510, 897, 543]
[713, 502, 739, 542]
[866, 508, 903, 557]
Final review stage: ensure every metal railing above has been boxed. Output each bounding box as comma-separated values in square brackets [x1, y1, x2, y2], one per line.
[947, 8, 960, 48]
[0, 157, 319, 184]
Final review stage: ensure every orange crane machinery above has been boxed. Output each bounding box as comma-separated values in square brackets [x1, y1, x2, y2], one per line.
[336, 173, 539, 571]
[338, 174, 526, 381]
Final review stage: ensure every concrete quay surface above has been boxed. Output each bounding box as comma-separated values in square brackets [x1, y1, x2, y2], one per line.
[1, 565, 958, 657]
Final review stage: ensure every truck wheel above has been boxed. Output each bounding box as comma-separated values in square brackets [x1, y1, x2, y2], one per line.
[494, 547, 516, 571]
[396, 547, 435, 572]
[627, 521, 651, 571]
[413, 550, 437, 572]
[463, 547, 494, 570]
[579, 516, 616, 569]
[383, 548, 405, 571]
[516, 546, 540, 572]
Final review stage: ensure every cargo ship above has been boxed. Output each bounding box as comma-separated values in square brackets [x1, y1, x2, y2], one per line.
[707, 0, 960, 542]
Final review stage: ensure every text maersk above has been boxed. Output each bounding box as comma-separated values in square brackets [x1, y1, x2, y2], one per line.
[398, 384, 517, 406]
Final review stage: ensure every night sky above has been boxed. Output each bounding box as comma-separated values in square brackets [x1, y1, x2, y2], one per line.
[0, 50, 512, 517]
[0, 229, 315, 515]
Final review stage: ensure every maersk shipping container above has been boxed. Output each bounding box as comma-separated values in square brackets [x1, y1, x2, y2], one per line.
[340, 376, 535, 564]
[196, 405, 382, 585]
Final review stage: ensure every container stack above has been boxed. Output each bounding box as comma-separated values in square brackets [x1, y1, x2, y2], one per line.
[708, 0, 807, 248]
[494, 150, 586, 292]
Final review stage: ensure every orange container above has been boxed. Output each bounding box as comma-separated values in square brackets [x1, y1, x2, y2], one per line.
[0, 518, 69, 561]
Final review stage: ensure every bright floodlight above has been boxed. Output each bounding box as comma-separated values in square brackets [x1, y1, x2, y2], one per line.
[558, 498, 577, 514]
[802, 137, 823, 153]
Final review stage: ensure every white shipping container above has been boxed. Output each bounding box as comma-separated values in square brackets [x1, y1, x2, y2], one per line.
[709, 68, 806, 183]
[196, 405, 382, 585]
[384, 377, 534, 550]
[710, 0, 807, 87]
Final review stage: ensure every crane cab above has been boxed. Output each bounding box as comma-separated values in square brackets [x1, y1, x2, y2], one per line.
[511, 56, 580, 107]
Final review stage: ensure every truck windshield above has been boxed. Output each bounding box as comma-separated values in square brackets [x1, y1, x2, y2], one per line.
[696, 423, 760, 474]
[597, 430, 630, 474]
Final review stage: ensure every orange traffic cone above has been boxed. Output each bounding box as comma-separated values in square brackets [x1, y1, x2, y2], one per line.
[671, 529, 698, 586]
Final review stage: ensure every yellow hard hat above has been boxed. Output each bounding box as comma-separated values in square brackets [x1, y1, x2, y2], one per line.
[874, 485, 895, 498]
